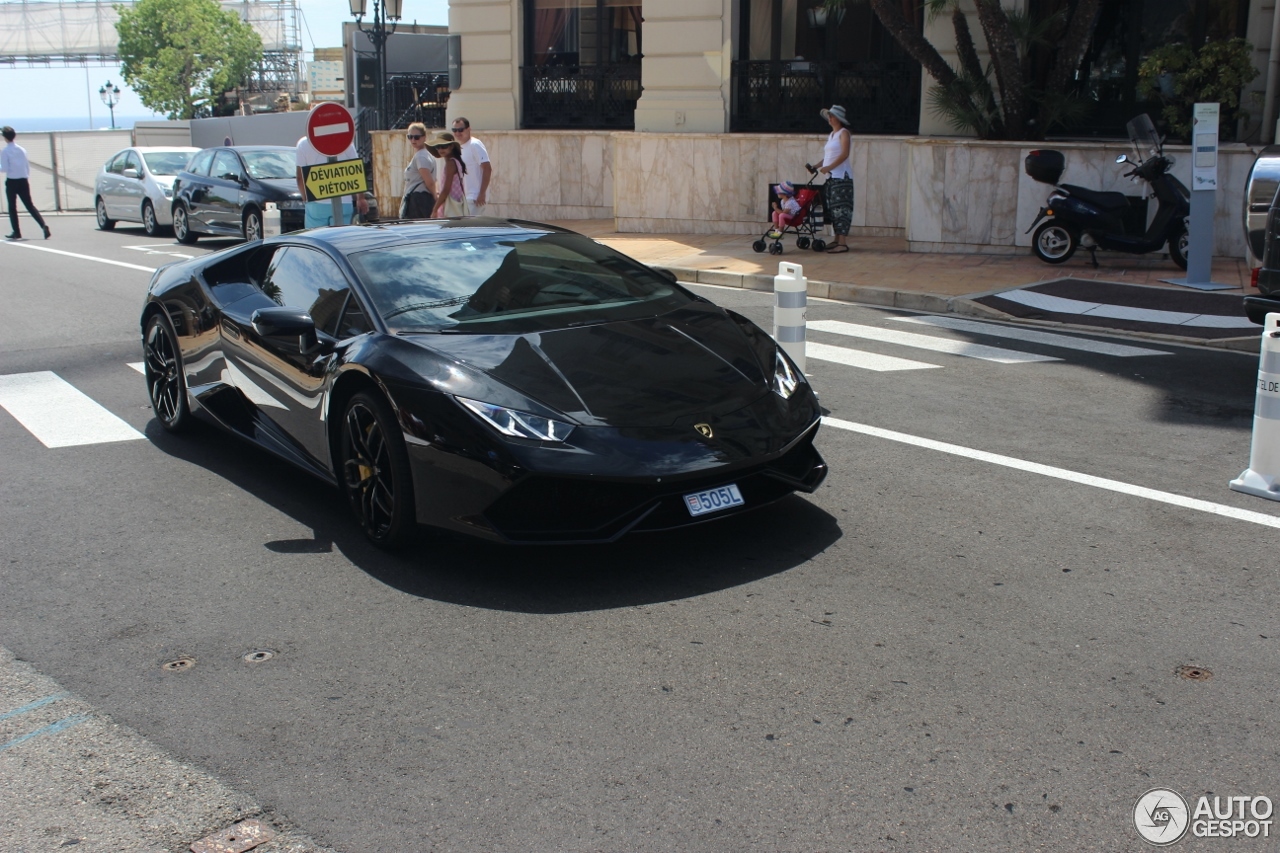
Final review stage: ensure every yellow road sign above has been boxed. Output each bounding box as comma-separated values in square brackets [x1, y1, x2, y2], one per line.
[303, 158, 368, 201]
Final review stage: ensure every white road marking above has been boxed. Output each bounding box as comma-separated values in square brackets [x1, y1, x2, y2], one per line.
[822, 416, 1280, 530]
[806, 341, 940, 372]
[121, 245, 195, 259]
[0, 372, 144, 448]
[809, 320, 1061, 364]
[127, 362, 145, 374]
[994, 289, 1256, 329]
[0, 241, 155, 272]
[893, 316, 1172, 357]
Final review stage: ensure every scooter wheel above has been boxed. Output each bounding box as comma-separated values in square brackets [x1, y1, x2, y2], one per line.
[1168, 225, 1188, 271]
[752, 239, 767, 253]
[1032, 221, 1078, 264]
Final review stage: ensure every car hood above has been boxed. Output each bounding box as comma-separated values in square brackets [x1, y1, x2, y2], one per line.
[403, 307, 771, 427]
[256, 177, 300, 197]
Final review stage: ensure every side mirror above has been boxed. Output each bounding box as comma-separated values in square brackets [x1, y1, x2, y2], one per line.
[251, 306, 325, 354]
[123, 167, 140, 179]
[1115, 154, 1129, 165]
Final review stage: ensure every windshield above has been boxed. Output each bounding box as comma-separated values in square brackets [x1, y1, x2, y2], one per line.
[349, 231, 693, 334]
[240, 150, 296, 180]
[142, 151, 193, 176]
[1127, 114, 1161, 159]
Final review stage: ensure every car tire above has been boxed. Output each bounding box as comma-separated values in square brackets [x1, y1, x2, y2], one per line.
[143, 312, 192, 433]
[173, 205, 198, 244]
[96, 197, 115, 231]
[340, 391, 416, 549]
[1032, 221, 1078, 264]
[142, 200, 160, 237]
[1168, 224, 1189, 271]
[243, 207, 262, 242]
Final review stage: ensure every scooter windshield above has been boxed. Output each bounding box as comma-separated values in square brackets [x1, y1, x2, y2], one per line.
[1127, 114, 1162, 159]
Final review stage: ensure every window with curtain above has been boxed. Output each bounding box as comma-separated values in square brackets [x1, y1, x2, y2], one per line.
[527, 0, 642, 68]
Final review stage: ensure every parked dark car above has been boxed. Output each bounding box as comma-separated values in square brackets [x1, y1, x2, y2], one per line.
[1246, 183, 1280, 324]
[140, 219, 827, 547]
[171, 146, 306, 243]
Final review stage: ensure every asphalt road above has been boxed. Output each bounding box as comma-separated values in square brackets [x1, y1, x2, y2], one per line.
[1, 216, 1277, 852]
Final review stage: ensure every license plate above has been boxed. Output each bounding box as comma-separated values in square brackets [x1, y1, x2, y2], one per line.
[684, 483, 745, 517]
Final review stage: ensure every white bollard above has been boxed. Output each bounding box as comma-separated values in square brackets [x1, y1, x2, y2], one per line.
[774, 261, 807, 373]
[262, 202, 281, 239]
[1230, 312, 1280, 500]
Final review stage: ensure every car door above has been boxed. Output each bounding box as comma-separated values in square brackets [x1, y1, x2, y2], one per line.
[207, 150, 247, 235]
[219, 245, 371, 467]
[100, 152, 128, 217]
[178, 149, 216, 230]
[118, 150, 147, 223]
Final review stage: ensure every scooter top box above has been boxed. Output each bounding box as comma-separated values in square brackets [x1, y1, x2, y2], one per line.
[1025, 149, 1065, 185]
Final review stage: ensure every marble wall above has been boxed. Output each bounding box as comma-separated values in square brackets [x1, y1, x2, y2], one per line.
[370, 128, 1258, 258]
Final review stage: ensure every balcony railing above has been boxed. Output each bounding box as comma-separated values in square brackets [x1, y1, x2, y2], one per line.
[730, 60, 920, 134]
[521, 64, 642, 130]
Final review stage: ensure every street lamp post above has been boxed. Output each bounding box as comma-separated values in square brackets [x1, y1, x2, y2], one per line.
[349, 0, 403, 130]
[99, 81, 121, 129]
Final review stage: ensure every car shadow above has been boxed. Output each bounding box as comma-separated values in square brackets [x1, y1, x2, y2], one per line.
[146, 420, 842, 614]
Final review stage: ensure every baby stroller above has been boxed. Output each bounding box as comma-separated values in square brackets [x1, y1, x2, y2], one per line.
[752, 164, 826, 255]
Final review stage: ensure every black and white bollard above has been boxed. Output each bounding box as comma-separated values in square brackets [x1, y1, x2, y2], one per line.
[1230, 312, 1280, 500]
[773, 261, 807, 373]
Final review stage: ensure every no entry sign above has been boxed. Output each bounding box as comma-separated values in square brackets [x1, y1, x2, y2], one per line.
[307, 103, 355, 157]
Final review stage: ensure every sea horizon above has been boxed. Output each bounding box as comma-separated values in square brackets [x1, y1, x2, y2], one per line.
[2, 115, 169, 133]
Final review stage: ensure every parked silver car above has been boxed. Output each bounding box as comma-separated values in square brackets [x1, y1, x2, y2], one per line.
[94, 147, 199, 236]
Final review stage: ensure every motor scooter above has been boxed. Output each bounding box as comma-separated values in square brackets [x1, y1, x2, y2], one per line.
[1024, 114, 1190, 270]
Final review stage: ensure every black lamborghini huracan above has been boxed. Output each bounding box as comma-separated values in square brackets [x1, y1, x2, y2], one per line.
[141, 219, 827, 546]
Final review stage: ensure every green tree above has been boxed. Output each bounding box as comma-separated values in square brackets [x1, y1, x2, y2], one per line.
[115, 0, 262, 119]
[1138, 39, 1258, 140]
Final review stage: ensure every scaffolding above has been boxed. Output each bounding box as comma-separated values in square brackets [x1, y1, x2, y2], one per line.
[0, 0, 303, 94]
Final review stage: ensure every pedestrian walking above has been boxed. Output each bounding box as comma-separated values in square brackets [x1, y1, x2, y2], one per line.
[817, 105, 852, 254]
[399, 122, 437, 219]
[450, 117, 491, 215]
[1, 126, 51, 241]
[427, 131, 468, 218]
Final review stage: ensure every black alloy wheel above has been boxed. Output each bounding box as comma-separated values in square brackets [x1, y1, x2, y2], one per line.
[340, 391, 415, 548]
[173, 205, 198, 244]
[243, 208, 262, 242]
[1032, 221, 1078, 264]
[143, 313, 191, 432]
[1169, 225, 1189, 271]
[96, 197, 115, 231]
[142, 200, 160, 236]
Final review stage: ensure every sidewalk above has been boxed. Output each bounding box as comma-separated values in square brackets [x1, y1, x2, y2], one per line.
[552, 220, 1259, 350]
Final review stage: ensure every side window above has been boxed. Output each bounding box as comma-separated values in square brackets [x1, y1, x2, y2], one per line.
[337, 296, 373, 338]
[107, 152, 127, 174]
[124, 151, 142, 174]
[259, 247, 354, 337]
[187, 149, 215, 177]
[212, 151, 243, 183]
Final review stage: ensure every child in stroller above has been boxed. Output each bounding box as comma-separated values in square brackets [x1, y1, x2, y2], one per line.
[753, 167, 826, 255]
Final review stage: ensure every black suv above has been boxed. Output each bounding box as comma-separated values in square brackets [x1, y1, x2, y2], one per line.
[1246, 187, 1280, 324]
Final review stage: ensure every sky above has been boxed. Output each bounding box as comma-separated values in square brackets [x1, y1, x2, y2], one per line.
[0, 0, 448, 129]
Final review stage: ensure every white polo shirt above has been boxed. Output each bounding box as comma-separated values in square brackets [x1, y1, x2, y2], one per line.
[0, 142, 32, 180]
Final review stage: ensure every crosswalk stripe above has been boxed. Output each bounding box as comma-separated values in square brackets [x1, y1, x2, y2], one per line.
[806, 341, 940, 372]
[809, 320, 1061, 364]
[892, 316, 1172, 357]
[127, 362, 145, 374]
[0, 372, 145, 448]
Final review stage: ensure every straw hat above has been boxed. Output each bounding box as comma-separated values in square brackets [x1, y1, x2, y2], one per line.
[425, 130, 456, 149]
[820, 105, 850, 127]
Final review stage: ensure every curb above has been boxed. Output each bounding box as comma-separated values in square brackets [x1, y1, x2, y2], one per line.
[656, 264, 1261, 354]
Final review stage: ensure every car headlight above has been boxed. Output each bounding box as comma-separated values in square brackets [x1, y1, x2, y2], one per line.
[277, 199, 305, 210]
[162, 185, 173, 198]
[772, 348, 804, 399]
[456, 397, 574, 442]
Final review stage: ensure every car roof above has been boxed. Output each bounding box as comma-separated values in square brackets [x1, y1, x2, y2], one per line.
[131, 146, 199, 153]
[221, 145, 295, 152]
[286, 218, 571, 254]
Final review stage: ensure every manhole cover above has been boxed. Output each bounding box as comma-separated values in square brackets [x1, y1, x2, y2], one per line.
[1176, 665, 1212, 681]
[242, 650, 275, 663]
[162, 657, 195, 672]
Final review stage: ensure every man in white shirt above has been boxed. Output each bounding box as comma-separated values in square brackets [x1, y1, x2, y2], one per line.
[295, 134, 369, 229]
[1, 126, 51, 240]
[450, 117, 491, 215]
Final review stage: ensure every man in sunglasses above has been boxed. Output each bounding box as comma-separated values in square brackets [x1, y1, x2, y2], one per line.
[450, 117, 491, 216]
